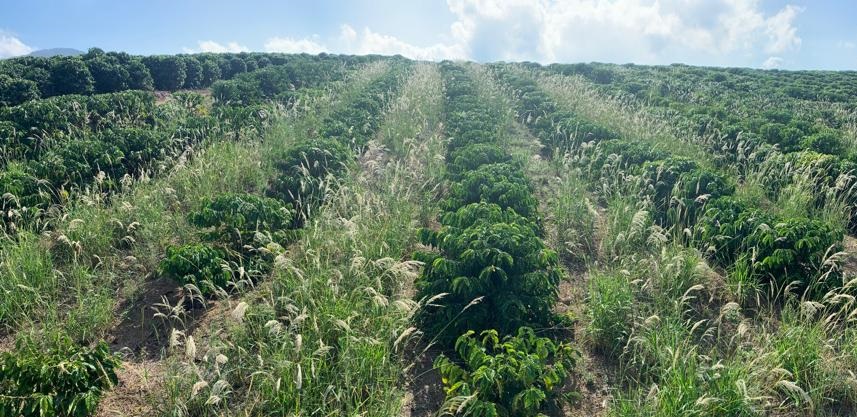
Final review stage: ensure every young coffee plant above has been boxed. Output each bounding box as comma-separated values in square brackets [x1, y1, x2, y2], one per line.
[444, 163, 539, 219]
[639, 157, 733, 226]
[0, 340, 119, 417]
[267, 136, 352, 216]
[434, 327, 578, 417]
[159, 243, 231, 296]
[415, 202, 560, 344]
[695, 197, 842, 297]
[447, 143, 512, 181]
[189, 193, 295, 248]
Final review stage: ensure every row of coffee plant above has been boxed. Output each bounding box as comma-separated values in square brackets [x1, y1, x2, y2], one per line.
[551, 63, 857, 160]
[414, 62, 577, 417]
[0, 56, 356, 233]
[507, 64, 857, 416]
[154, 62, 443, 416]
[0, 91, 217, 232]
[211, 58, 351, 105]
[160, 59, 411, 300]
[550, 62, 857, 235]
[0, 54, 353, 163]
[0, 49, 382, 106]
[0, 60, 390, 417]
[492, 64, 843, 301]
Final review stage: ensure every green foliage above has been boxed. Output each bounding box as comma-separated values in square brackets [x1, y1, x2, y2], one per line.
[106, 127, 173, 172]
[0, 88, 224, 230]
[0, 74, 40, 106]
[0, 49, 295, 104]
[761, 123, 803, 153]
[445, 163, 539, 219]
[201, 59, 222, 86]
[447, 144, 512, 180]
[591, 67, 616, 84]
[143, 55, 187, 91]
[695, 197, 842, 295]
[86, 55, 129, 94]
[0, 340, 119, 417]
[2, 90, 156, 153]
[746, 216, 842, 291]
[160, 244, 231, 294]
[639, 157, 733, 225]
[189, 193, 294, 246]
[491, 64, 618, 157]
[321, 94, 388, 148]
[639, 157, 699, 219]
[588, 139, 669, 175]
[434, 327, 578, 417]
[672, 168, 734, 223]
[32, 137, 125, 189]
[0, 162, 53, 227]
[125, 58, 154, 91]
[182, 56, 203, 89]
[801, 129, 844, 156]
[227, 57, 247, 78]
[267, 137, 353, 209]
[415, 203, 560, 344]
[212, 57, 350, 105]
[49, 57, 94, 96]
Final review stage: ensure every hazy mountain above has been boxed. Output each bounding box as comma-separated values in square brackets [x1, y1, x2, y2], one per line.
[27, 48, 85, 57]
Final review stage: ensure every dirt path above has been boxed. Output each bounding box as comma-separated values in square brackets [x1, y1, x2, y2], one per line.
[507, 120, 613, 417]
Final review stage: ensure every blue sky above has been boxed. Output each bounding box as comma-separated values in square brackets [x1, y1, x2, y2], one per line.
[1, 0, 855, 70]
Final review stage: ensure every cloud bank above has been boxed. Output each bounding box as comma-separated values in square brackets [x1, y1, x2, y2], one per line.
[0, 32, 33, 58]
[191, 0, 804, 67]
[184, 40, 249, 54]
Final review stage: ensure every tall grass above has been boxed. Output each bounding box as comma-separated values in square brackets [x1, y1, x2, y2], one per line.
[157, 63, 446, 416]
[532, 69, 711, 166]
[523, 64, 857, 417]
[0, 63, 382, 349]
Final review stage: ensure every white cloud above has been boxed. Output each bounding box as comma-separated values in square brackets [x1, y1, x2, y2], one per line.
[442, 0, 804, 65]
[764, 5, 802, 53]
[183, 40, 248, 54]
[261, 0, 804, 68]
[264, 36, 327, 54]
[0, 32, 33, 58]
[339, 24, 467, 60]
[340, 24, 357, 43]
[200, 40, 248, 53]
[762, 56, 784, 69]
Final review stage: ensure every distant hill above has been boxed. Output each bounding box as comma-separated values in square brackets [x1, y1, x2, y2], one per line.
[27, 48, 85, 57]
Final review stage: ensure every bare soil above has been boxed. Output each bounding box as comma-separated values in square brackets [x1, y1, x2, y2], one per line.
[95, 360, 163, 417]
[107, 277, 209, 357]
[401, 342, 445, 417]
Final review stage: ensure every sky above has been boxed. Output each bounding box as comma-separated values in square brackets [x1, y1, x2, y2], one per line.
[0, 0, 855, 70]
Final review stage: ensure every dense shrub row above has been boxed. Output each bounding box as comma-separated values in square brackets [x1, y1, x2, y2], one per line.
[160, 194, 295, 296]
[551, 63, 857, 158]
[416, 63, 576, 416]
[492, 64, 843, 299]
[0, 49, 366, 106]
[267, 61, 410, 217]
[0, 92, 233, 232]
[696, 197, 842, 295]
[549, 62, 857, 232]
[211, 58, 350, 105]
[0, 49, 226, 105]
[0, 58, 358, 233]
[0, 90, 157, 161]
[161, 60, 410, 297]
[0, 57, 370, 416]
